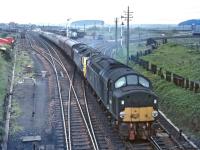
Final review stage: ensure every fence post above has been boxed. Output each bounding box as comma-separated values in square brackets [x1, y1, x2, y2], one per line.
[166, 71, 172, 82]
[190, 81, 194, 91]
[194, 82, 199, 93]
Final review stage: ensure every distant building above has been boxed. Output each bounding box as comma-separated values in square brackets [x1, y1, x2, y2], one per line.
[9, 22, 17, 28]
[192, 25, 200, 35]
[178, 19, 200, 32]
[70, 20, 104, 28]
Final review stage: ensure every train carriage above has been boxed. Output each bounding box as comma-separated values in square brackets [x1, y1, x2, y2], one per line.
[58, 38, 73, 57]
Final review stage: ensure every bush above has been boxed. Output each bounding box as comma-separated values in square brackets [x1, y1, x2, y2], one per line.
[0, 33, 8, 38]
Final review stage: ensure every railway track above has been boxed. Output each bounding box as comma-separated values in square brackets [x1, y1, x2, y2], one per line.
[126, 141, 153, 150]
[84, 81, 125, 150]
[28, 34, 98, 150]
[26, 32, 199, 150]
[150, 122, 182, 150]
[125, 124, 182, 150]
[37, 33, 126, 150]
[38, 36, 99, 150]
[29, 34, 69, 149]
[67, 67, 98, 150]
[27, 32, 124, 149]
[157, 111, 198, 150]
[127, 111, 199, 150]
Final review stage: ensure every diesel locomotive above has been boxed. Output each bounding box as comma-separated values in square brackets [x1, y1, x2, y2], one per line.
[39, 31, 158, 140]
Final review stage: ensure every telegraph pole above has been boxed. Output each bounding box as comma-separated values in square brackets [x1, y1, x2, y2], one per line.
[84, 24, 85, 32]
[121, 6, 133, 65]
[115, 18, 118, 51]
[66, 18, 71, 37]
[127, 6, 130, 65]
[120, 22, 124, 47]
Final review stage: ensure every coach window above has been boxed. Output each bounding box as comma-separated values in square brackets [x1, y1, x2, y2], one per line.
[139, 76, 149, 88]
[127, 75, 138, 85]
[115, 77, 126, 88]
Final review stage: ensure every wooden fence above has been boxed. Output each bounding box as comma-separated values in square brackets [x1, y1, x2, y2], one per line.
[130, 51, 200, 93]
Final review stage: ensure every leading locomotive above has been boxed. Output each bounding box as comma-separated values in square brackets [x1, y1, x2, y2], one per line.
[39, 31, 158, 140]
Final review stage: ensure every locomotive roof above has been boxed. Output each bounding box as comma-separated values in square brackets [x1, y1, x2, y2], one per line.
[89, 54, 139, 82]
[73, 43, 92, 53]
[64, 38, 79, 47]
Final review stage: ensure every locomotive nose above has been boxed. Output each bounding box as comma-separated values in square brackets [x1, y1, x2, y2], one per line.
[114, 87, 158, 122]
[120, 107, 156, 122]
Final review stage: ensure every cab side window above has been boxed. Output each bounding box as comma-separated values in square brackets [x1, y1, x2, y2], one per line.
[115, 77, 126, 88]
[139, 76, 149, 88]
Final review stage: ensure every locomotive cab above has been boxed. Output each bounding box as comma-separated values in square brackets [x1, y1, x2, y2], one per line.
[108, 74, 158, 120]
[110, 74, 158, 140]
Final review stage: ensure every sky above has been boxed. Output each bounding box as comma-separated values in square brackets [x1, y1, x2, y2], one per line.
[0, 0, 200, 25]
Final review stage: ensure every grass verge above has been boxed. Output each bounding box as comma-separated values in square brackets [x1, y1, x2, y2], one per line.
[141, 43, 200, 80]
[0, 52, 12, 141]
[10, 99, 23, 134]
[0, 54, 11, 120]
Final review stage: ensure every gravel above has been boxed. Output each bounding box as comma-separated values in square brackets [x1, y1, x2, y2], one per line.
[7, 44, 54, 150]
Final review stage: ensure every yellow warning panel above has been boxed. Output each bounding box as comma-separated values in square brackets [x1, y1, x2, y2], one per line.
[123, 107, 154, 122]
